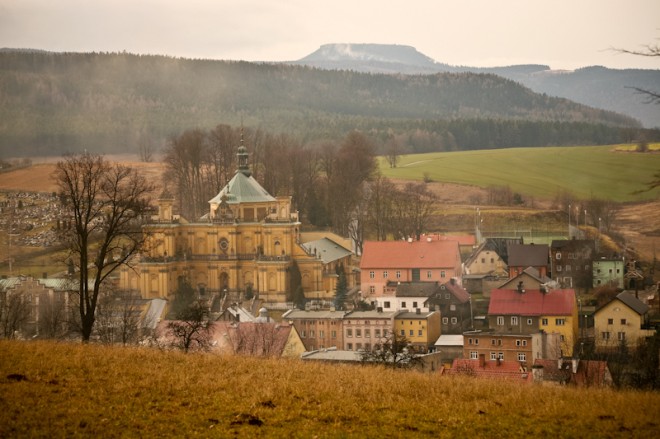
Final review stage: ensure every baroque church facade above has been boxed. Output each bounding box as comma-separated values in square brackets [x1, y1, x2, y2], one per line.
[120, 144, 352, 305]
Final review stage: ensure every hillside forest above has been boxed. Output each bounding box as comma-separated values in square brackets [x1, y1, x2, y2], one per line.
[2, 51, 659, 159]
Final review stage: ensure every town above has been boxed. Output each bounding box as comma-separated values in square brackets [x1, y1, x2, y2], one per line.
[1, 144, 657, 390]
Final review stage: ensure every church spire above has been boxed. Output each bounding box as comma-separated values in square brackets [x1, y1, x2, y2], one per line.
[237, 126, 251, 177]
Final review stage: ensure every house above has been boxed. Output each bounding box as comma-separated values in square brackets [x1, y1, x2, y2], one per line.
[120, 144, 356, 306]
[424, 279, 472, 334]
[594, 292, 655, 351]
[533, 359, 613, 387]
[550, 239, 596, 290]
[488, 288, 578, 356]
[420, 233, 476, 260]
[360, 239, 462, 300]
[374, 281, 438, 313]
[462, 330, 562, 365]
[433, 334, 464, 365]
[217, 303, 257, 323]
[341, 309, 400, 351]
[394, 310, 441, 353]
[447, 357, 533, 383]
[507, 243, 549, 278]
[592, 257, 625, 288]
[301, 237, 355, 283]
[464, 237, 521, 276]
[211, 321, 306, 358]
[281, 309, 348, 351]
[498, 267, 556, 291]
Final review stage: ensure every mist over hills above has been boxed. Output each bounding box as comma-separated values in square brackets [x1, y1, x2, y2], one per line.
[289, 43, 660, 128]
[0, 49, 654, 158]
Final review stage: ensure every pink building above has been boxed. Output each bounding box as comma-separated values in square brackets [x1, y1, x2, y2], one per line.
[360, 239, 463, 301]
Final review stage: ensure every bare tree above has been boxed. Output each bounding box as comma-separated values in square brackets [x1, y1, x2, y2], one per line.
[166, 303, 212, 353]
[365, 174, 397, 241]
[225, 322, 286, 357]
[95, 292, 142, 345]
[39, 295, 70, 339]
[612, 43, 660, 104]
[0, 289, 31, 339]
[54, 153, 154, 342]
[360, 332, 422, 369]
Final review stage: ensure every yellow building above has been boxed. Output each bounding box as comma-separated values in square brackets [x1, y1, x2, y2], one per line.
[394, 310, 441, 353]
[594, 292, 655, 351]
[120, 144, 352, 305]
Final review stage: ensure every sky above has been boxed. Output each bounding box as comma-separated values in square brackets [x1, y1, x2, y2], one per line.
[0, 0, 659, 70]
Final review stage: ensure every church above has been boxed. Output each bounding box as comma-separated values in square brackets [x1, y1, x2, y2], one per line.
[119, 142, 355, 307]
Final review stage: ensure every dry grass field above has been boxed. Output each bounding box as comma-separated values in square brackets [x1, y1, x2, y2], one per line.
[1, 341, 659, 438]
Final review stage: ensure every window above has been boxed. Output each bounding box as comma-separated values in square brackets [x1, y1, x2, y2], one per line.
[369, 271, 375, 279]
[442, 317, 448, 324]
[470, 351, 478, 359]
[356, 329, 362, 338]
[517, 353, 526, 362]
[427, 270, 433, 279]
[401, 301, 407, 308]
[542, 318, 548, 326]
[374, 329, 381, 338]
[511, 316, 519, 325]
[497, 316, 504, 326]
[527, 318, 533, 325]
[331, 330, 336, 339]
[409, 330, 414, 337]
[481, 258, 486, 264]
[396, 270, 401, 278]
[450, 304, 456, 311]
[319, 330, 324, 338]
[400, 330, 405, 336]
[497, 339, 502, 346]
[618, 332, 626, 341]
[620, 319, 627, 325]
[383, 271, 388, 278]
[365, 329, 371, 338]
[451, 317, 457, 324]
[555, 318, 565, 326]
[468, 338, 473, 345]
[384, 301, 391, 309]
[412, 302, 418, 309]
[491, 339, 496, 345]
[347, 329, 353, 337]
[556, 253, 561, 260]
[418, 330, 423, 336]
[369, 286, 375, 293]
[474, 339, 479, 345]
[301, 330, 306, 338]
[522, 340, 527, 347]
[490, 258, 495, 263]
[347, 343, 353, 350]
[490, 352, 497, 360]
[556, 266, 562, 272]
[309, 330, 315, 337]
[516, 340, 522, 346]
[445, 294, 450, 300]
[356, 343, 362, 350]
[498, 352, 504, 360]
[441, 271, 446, 278]
[601, 331, 610, 340]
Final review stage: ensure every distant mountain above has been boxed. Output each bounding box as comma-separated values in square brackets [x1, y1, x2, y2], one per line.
[0, 50, 651, 158]
[289, 44, 660, 128]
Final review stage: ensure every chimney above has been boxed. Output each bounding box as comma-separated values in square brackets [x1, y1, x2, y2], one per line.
[517, 281, 525, 294]
[479, 354, 486, 368]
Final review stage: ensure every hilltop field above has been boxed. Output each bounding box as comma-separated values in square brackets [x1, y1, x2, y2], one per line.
[1, 340, 659, 438]
[1, 144, 659, 274]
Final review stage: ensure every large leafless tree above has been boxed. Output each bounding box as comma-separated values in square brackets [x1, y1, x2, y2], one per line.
[54, 153, 154, 341]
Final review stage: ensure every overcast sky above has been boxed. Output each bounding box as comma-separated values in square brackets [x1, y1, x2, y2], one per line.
[1, 0, 658, 70]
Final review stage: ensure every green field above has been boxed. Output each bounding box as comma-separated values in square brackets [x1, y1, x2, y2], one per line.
[380, 145, 660, 202]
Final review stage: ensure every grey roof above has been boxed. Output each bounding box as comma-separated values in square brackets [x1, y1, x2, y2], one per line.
[550, 239, 595, 250]
[142, 299, 167, 329]
[434, 334, 464, 347]
[396, 311, 438, 319]
[344, 310, 399, 319]
[615, 292, 649, 315]
[282, 309, 349, 320]
[301, 348, 363, 362]
[208, 171, 275, 205]
[301, 238, 353, 264]
[507, 243, 549, 267]
[390, 281, 440, 298]
[0, 276, 85, 292]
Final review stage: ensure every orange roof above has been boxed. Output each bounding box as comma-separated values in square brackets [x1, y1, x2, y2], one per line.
[449, 359, 533, 383]
[360, 240, 460, 269]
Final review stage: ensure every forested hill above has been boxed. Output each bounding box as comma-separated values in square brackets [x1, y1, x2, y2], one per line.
[0, 51, 650, 158]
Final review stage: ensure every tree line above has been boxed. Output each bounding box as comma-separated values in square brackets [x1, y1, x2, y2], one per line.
[2, 51, 657, 159]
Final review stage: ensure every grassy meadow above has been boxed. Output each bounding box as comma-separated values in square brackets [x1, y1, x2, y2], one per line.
[1, 341, 659, 438]
[380, 144, 660, 202]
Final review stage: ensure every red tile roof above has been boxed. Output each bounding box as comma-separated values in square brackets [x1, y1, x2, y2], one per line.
[441, 280, 471, 304]
[360, 240, 460, 269]
[488, 288, 575, 316]
[448, 359, 533, 383]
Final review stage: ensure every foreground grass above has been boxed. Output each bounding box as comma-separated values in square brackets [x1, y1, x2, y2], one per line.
[380, 144, 660, 202]
[1, 341, 658, 437]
